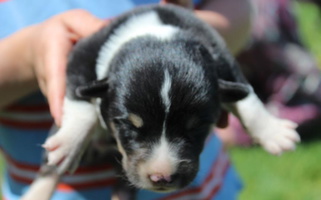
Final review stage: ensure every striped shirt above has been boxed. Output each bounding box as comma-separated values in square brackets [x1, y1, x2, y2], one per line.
[0, 0, 242, 199]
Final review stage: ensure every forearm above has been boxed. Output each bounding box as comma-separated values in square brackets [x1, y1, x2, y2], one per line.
[196, 0, 254, 55]
[0, 26, 38, 109]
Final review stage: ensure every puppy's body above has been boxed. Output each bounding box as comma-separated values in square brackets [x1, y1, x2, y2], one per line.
[22, 4, 300, 200]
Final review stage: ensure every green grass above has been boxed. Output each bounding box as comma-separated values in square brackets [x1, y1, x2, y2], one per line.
[294, 1, 321, 65]
[230, 143, 321, 200]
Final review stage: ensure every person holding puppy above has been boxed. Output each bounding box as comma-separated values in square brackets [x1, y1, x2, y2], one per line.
[0, 0, 252, 199]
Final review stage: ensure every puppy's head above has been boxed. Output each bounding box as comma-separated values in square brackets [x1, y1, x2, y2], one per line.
[109, 63, 218, 191]
[76, 41, 249, 192]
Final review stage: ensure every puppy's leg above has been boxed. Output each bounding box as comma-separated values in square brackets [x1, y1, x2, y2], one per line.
[43, 97, 97, 173]
[224, 87, 300, 155]
[212, 49, 300, 154]
[21, 165, 60, 200]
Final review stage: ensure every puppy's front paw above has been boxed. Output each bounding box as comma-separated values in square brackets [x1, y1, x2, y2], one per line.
[43, 129, 88, 174]
[43, 133, 68, 166]
[250, 118, 300, 155]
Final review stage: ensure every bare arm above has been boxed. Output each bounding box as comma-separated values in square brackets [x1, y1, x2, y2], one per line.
[0, 26, 38, 110]
[195, 0, 253, 55]
[0, 10, 107, 125]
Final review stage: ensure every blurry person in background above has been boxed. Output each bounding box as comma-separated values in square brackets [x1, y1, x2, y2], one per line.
[216, 0, 321, 146]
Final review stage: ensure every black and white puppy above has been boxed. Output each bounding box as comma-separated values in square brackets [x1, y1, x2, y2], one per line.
[22, 4, 300, 200]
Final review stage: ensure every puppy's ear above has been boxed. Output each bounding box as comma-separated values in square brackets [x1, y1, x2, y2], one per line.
[209, 48, 251, 103]
[76, 78, 109, 98]
[195, 42, 251, 103]
[218, 79, 250, 103]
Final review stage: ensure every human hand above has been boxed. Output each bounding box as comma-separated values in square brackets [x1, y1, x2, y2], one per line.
[27, 10, 108, 126]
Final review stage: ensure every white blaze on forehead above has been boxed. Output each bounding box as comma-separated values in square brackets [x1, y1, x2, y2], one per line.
[159, 69, 172, 170]
[161, 69, 172, 114]
[96, 11, 179, 79]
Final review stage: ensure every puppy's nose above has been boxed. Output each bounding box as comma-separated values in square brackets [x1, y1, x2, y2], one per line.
[149, 173, 172, 184]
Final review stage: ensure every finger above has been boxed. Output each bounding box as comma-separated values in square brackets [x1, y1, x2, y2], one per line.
[43, 32, 71, 126]
[42, 11, 107, 125]
[46, 57, 67, 126]
[47, 74, 66, 127]
[59, 9, 108, 38]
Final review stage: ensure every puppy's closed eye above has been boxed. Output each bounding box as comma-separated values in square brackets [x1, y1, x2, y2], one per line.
[185, 117, 199, 131]
[185, 117, 212, 134]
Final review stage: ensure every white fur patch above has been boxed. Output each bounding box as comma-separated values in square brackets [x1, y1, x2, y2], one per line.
[43, 98, 98, 172]
[161, 69, 172, 114]
[153, 135, 177, 167]
[96, 11, 179, 79]
[226, 87, 300, 155]
[137, 134, 179, 188]
[61, 98, 97, 126]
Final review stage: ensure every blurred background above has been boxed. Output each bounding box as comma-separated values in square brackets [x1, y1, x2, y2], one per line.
[227, 0, 321, 199]
[0, 0, 320, 200]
